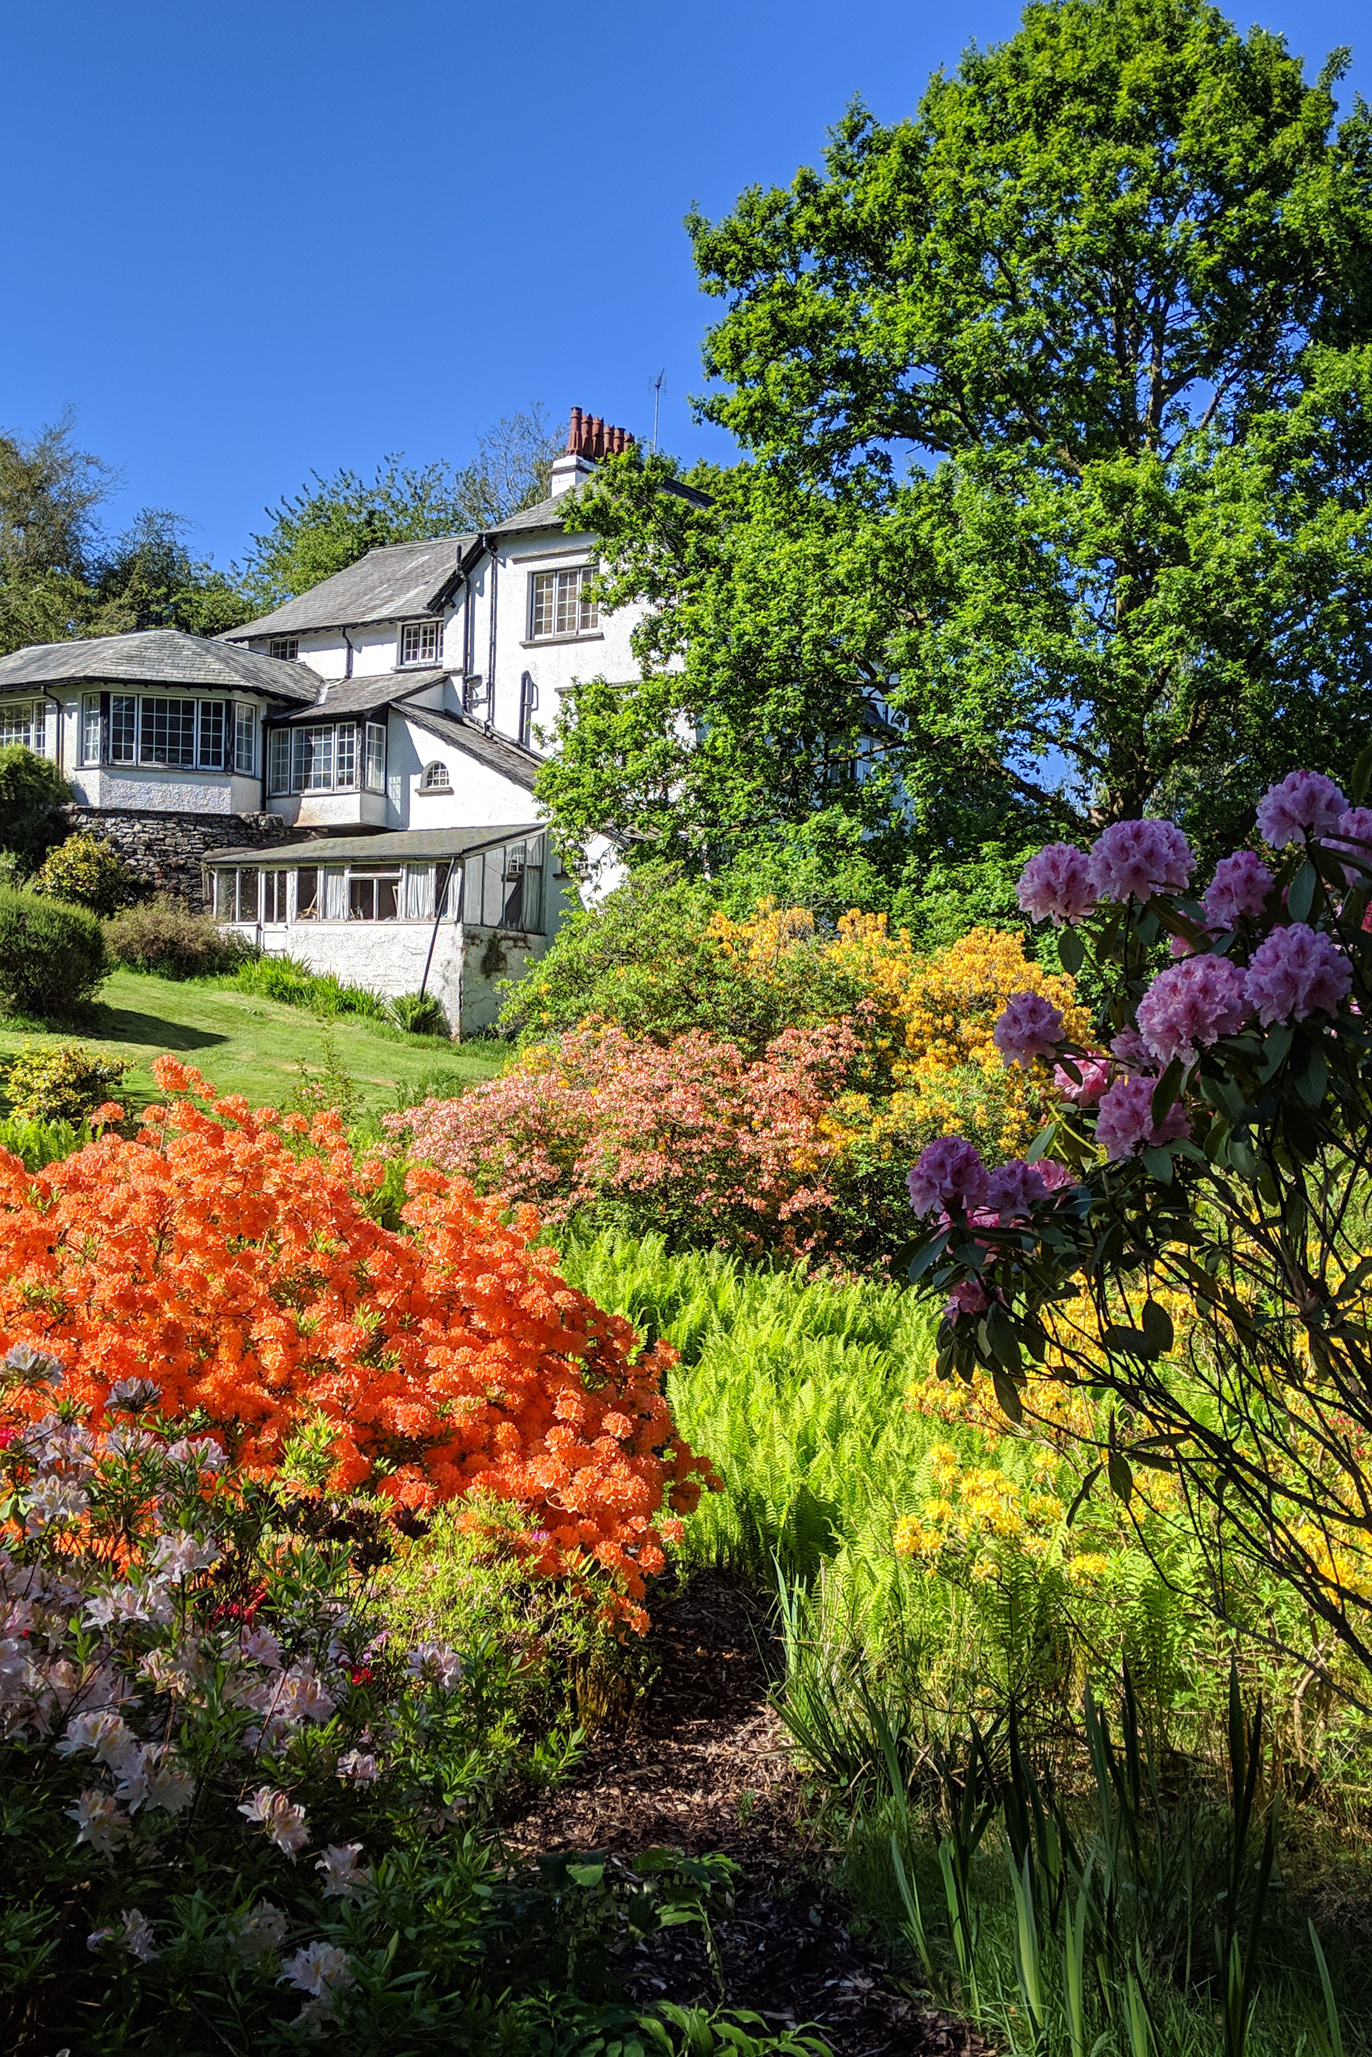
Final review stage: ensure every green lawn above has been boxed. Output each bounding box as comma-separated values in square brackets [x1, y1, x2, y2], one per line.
[0, 969, 508, 1117]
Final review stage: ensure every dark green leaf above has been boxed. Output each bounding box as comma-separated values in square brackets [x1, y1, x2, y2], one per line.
[1025, 1123, 1057, 1164]
[1103, 1323, 1154, 1358]
[1066, 1465, 1101, 1524]
[1287, 863, 1317, 923]
[1353, 742, 1372, 806]
[1057, 927, 1084, 973]
[1107, 1451, 1134, 1503]
[1296, 1041, 1328, 1108]
[1142, 1146, 1174, 1182]
[1140, 1300, 1174, 1354]
[1151, 1060, 1184, 1129]
[992, 1370, 1024, 1424]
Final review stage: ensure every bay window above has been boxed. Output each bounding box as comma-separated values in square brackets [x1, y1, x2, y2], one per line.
[266, 718, 387, 796]
[0, 699, 49, 753]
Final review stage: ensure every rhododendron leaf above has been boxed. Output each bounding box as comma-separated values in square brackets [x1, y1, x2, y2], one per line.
[1106, 1451, 1134, 1504]
[1134, 909, 1160, 947]
[1354, 742, 1372, 806]
[1065, 1465, 1101, 1526]
[1296, 1044, 1329, 1109]
[1281, 1103, 1321, 1162]
[984, 1306, 1022, 1373]
[1141, 1147, 1174, 1183]
[1057, 929, 1084, 975]
[1025, 1124, 1057, 1164]
[1140, 1301, 1174, 1356]
[991, 1370, 1024, 1425]
[1336, 1257, 1372, 1305]
[1287, 863, 1318, 923]
[1103, 1324, 1155, 1360]
[1151, 1063, 1184, 1131]
[906, 1236, 949, 1284]
[1309, 843, 1353, 890]
[1257, 1025, 1294, 1084]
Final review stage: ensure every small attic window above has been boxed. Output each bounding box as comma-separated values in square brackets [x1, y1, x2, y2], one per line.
[420, 761, 451, 792]
[269, 637, 299, 662]
[400, 619, 441, 666]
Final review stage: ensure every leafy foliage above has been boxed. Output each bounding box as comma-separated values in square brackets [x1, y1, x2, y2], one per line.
[544, 0, 1372, 902]
[1, 1042, 130, 1123]
[236, 410, 564, 611]
[0, 885, 107, 1018]
[104, 893, 252, 978]
[0, 746, 71, 879]
[29, 833, 134, 917]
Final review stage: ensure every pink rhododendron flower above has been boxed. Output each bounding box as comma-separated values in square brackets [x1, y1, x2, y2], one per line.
[1202, 850, 1275, 929]
[907, 1137, 990, 1218]
[1255, 771, 1347, 848]
[1094, 1077, 1191, 1162]
[992, 991, 1066, 1070]
[1135, 955, 1249, 1066]
[1054, 1056, 1111, 1106]
[945, 1278, 991, 1324]
[1086, 820, 1193, 903]
[1037, 1159, 1078, 1192]
[1328, 806, 1372, 884]
[984, 1159, 1050, 1220]
[1109, 1029, 1153, 1074]
[1242, 923, 1352, 1025]
[1015, 843, 1097, 925]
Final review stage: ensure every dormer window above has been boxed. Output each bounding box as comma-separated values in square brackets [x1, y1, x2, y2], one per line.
[269, 637, 299, 662]
[400, 619, 440, 667]
[420, 761, 451, 792]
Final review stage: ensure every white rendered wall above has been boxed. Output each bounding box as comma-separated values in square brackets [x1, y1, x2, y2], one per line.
[389, 714, 537, 831]
[71, 767, 263, 815]
[243, 917, 466, 1031]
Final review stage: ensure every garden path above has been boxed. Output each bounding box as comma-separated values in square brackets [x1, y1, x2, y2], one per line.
[501, 1571, 987, 2057]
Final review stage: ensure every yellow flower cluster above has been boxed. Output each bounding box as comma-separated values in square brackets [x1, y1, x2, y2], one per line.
[709, 905, 1087, 1160]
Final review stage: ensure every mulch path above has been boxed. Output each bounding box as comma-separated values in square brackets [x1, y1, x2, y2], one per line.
[501, 1570, 989, 2056]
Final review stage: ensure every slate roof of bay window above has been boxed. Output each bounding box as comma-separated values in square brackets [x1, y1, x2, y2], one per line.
[270, 669, 448, 721]
[224, 537, 476, 641]
[202, 823, 544, 867]
[0, 628, 321, 701]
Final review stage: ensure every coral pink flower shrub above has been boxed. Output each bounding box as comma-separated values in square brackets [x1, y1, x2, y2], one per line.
[0, 1058, 714, 1616]
[386, 1019, 862, 1256]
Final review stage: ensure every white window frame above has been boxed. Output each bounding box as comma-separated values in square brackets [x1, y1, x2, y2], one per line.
[234, 703, 258, 776]
[82, 694, 103, 767]
[87, 695, 229, 771]
[420, 760, 451, 792]
[348, 871, 403, 922]
[399, 618, 441, 667]
[527, 566, 598, 640]
[266, 721, 365, 796]
[269, 637, 299, 662]
[0, 698, 49, 754]
[365, 721, 386, 793]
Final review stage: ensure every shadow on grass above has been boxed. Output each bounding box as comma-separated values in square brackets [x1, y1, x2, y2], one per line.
[8, 1005, 231, 1053]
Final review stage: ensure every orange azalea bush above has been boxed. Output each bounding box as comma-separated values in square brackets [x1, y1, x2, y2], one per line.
[0, 1057, 715, 1621]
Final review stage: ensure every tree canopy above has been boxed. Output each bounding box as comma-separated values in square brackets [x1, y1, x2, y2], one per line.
[540, 0, 1372, 909]
[235, 408, 565, 611]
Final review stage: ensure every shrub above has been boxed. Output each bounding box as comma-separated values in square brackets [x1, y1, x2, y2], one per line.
[386, 991, 449, 1036]
[387, 1018, 865, 1257]
[0, 1055, 715, 1624]
[0, 884, 107, 1016]
[0, 1112, 86, 1169]
[106, 891, 252, 977]
[229, 952, 388, 1018]
[0, 742, 71, 877]
[1, 1041, 130, 1123]
[29, 830, 135, 915]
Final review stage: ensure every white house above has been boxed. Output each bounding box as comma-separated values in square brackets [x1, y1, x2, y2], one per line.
[0, 409, 688, 1033]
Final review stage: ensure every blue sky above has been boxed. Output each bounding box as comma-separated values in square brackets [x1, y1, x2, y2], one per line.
[3, 0, 1366, 570]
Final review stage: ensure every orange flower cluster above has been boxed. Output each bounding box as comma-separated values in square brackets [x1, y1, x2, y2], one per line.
[0, 1058, 715, 1622]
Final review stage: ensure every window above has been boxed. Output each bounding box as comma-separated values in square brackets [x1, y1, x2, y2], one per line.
[199, 699, 227, 771]
[365, 722, 386, 793]
[262, 871, 288, 923]
[265, 721, 370, 795]
[461, 836, 546, 934]
[0, 699, 48, 753]
[296, 867, 319, 920]
[234, 704, 257, 776]
[213, 868, 260, 922]
[528, 566, 597, 639]
[518, 671, 536, 749]
[420, 760, 450, 792]
[269, 637, 299, 662]
[110, 696, 137, 764]
[82, 694, 103, 767]
[399, 619, 440, 666]
[349, 872, 400, 921]
[140, 697, 196, 766]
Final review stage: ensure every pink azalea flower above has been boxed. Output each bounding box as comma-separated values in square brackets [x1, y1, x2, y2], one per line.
[238, 1785, 309, 1858]
[1242, 923, 1351, 1025]
[1015, 843, 1097, 925]
[1095, 1077, 1191, 1162]
[1135, 955, 1249, 1066]
[907, 1137, 990, 1218]
[1202, 850, 1274, 929]
[1087, 820, 1193, 903]
[1255, 771, 1347, 848]
[992, 991, 1066, 1070]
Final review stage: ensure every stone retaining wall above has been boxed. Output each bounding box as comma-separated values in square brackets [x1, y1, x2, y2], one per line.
[61, 807, 305, 912]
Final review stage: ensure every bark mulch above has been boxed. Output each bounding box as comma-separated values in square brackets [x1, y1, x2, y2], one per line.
[500, 1569, 989, 2057]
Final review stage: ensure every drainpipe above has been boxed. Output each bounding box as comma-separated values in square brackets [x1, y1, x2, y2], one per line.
[341, 626, 355, 680]
[418, 857, 458, 1005]
[485, 547, 498, 730]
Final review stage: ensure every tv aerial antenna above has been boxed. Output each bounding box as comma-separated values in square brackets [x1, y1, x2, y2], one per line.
[651, 369, 665, 451]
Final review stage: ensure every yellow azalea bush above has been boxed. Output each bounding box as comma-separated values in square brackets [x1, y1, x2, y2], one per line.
[710, 905, 1087, 1165]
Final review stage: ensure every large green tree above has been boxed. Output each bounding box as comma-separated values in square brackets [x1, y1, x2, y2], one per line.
[236, 408, 565, 611]
[541, 0, 1372, 903]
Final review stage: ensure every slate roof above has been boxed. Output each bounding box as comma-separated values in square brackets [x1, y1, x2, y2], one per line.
[271, 669, 447, 723]
[403, 704, 540, 791]
[224, 537, 476, 641]
[487, 475, 711, 536]
[0, 629, 320, 702]
[202, 823, 544, 867]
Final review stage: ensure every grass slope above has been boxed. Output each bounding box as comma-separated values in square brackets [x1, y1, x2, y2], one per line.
[0, 969, 507, 1116]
